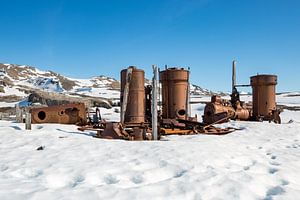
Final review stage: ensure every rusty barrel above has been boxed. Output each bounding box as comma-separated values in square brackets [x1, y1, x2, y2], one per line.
[121, 67, 145, 124]
[159, 68, 189, 120]
[250, 75, 277, 119]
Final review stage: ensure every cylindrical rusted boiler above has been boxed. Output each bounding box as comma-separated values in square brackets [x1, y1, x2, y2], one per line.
[120, 67, 145, 124]
[203, 95, 235, 124]
[203, 95, 251, 124]
[159, 67, 189, 120]
[250, 75, 277, 120]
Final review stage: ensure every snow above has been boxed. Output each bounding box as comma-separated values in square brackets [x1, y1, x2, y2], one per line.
[0, 86, 26, 97]
[1, 96, 300, 199]
[0, 101, 17, 107]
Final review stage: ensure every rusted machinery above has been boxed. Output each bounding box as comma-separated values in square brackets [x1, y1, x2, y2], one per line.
[79, 66, 236, 140]
[160, 67, 189, 120]
[251, 75, 280, 123]
[159, 67, 235, 135]
[120, 67, 146, 125]
[96, 66, 151, 140]
[31, 103, 87, 124]
[203, 95, 250, 124]
[203, 61, 280, 124]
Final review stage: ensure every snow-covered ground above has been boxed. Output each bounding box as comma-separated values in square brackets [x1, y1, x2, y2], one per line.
[0, 117, 299, 200]
[1, 98, 300, 200]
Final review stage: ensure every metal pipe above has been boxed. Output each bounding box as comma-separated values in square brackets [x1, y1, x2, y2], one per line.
[235, 84, 251, 87]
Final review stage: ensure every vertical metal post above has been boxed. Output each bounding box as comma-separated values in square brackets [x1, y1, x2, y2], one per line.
[152, 65, 158, 140]
[121, 67, 133, 124]
[232, 60, 236, 93]
[25, 108, 31, 130]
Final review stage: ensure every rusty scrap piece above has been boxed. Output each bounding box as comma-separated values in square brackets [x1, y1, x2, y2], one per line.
[78, 122, 151, 140]
[31, 103, 86, 124]
[100, 122, 129, 139]
[250, 75, 281, 123]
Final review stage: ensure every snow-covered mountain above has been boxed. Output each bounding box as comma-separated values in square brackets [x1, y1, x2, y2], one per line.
[0, 63, 121, 100]
[0, 63, 215, 102]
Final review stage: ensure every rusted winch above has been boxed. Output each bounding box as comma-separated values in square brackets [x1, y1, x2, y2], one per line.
[203, 95, 250, 124]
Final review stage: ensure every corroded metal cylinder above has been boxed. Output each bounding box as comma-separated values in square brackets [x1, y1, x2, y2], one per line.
[159, 67, 189, 120]
[250, 75, 277, 120]
[203, 96, 235, 124]
[31, 103, 86, 124]
[121, 67, 145, 124]
[203, 95, 250, 124]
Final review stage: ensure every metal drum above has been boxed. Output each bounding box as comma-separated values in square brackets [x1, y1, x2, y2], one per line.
[250, 75, 277, 120]
[160, 68, 189, 120]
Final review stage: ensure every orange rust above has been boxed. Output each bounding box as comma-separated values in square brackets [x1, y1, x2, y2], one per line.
[121, 67, 145, 124]
[250, 75, 277, 120]
[203, 95, 250, 124]
[31, 103, 86, 124]
[160, 67, 189, 120]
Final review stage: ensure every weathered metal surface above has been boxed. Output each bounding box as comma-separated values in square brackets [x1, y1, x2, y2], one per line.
[101, 122, 129, 139]
[250, 74, 277, 121]
[203, 95, 250, 124]
[203, 96, 235, 124]
[121, 66, 145, 124]
[31, 103, 86, 124]
[159, 67, 189, 120]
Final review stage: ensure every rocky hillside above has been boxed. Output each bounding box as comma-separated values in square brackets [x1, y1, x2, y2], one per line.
[0, 63, 121, 101]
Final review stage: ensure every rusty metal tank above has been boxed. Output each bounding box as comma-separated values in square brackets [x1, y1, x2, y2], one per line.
[31, 103, 86, 124]
[159, 67, 189, 120]
[120, 67, 145, 124]
[250, 74, 277, 120]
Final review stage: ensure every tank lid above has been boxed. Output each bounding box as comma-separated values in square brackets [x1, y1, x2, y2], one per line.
[250, 74, 277, 79]
[161, 67, 189, 72]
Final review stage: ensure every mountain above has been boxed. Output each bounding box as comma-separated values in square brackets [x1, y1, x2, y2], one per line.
[0, 63, 121, 101]
[0, 63, 216, 107]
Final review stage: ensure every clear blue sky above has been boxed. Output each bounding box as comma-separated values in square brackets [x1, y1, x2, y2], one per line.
[0, 0, 299, 92]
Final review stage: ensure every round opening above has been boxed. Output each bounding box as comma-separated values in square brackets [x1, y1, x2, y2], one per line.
[177, 109, 186, 116]
[38, 111, 46, 120]
[60, 111, 64, 115]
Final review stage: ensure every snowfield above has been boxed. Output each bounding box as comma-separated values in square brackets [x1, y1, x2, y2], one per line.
[0, 103, 300, 200]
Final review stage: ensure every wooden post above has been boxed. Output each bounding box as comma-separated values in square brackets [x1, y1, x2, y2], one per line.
[16, 104, 23, 123]
[152, 65, 158, 140]
[121, 67, 133, 124]
[25, 108, 31, 130]
[186, 67, 191, 119]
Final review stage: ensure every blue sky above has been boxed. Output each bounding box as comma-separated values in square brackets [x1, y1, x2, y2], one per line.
[0, 0, 299, 92]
